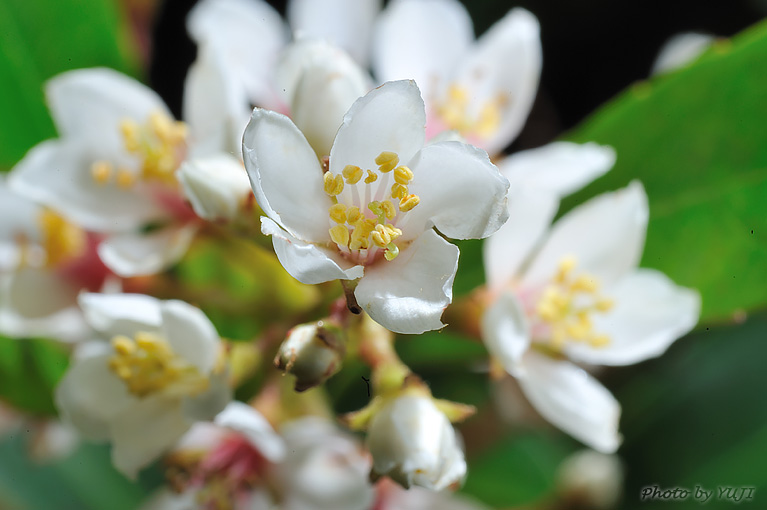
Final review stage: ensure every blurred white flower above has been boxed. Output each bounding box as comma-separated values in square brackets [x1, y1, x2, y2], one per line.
[243, 80, 509, 334]
[481, 180, 700, 452]
[372, 0, 541, 155]
[176, 155, 253, 222]
[366, 394, 466, 490]
[651, 32, 715, 75]
[56, 293, 231, 478]
[556, 449, 624, 509]
[374, 478, 489, 510]
[279, 417, 373, 510]
[0, 176, 105, 341]
[9, 63, 251, 277]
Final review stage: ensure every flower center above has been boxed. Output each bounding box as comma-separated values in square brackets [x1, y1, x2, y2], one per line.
[324, 151, 421, 263]
[435, 84, 506, 139]
[36, 209, 87, 268]
[90, 111, 188, 189]
[108, 331, 208, 398]
[533, 256, 614, 351]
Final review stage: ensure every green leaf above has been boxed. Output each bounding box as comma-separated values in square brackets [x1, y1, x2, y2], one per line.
[614, 313, 767, 509]
[0, 336, 70, 416]
[461, 431, 572, 507]
[564, 22, 767, 322]
[0, 0, 139, 171]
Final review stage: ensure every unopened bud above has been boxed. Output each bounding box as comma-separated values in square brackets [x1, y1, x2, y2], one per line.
[274, 322, 344, 392]
[557, 449, 624, 509]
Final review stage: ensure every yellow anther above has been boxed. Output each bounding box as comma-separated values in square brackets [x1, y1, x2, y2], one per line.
[349, 218, 375, 250]
[329, 225, 350, 247]
[329, 203, 348, 224]
[384, 243, 400, 261]
[399, 194, 421, 212]
[149, 111, 173, 140]
[364, 170, 378, 184]
[475, 102, 502, 138]
[90, 161, 113, 184]
[391, 183, 408, 200]
[38, 209, 86, 268]
[342, 165, 363, 184]
[571, 275, 598, 292]
[323, 172, 345, 196]
[595, 298, 614, 312]
[393, 166, 414, 185]
[371, 224, 401, 249]
[437, 84, 504, 139]
[380, 200, 396, 220]
[375, 151, 399, 173]
[347, 206, 361, 223]
[116, 168, 136, 189]
[120, 119, 140, 152]
[112, 335, 136, 356]
[556, 256, 577, 283]
[589, 335, 610, 348]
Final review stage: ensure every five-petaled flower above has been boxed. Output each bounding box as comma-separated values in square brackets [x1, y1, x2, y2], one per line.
[243, 80, 509, 334]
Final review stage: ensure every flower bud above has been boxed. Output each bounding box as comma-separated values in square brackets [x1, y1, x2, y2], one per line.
[556, 449, 624, 509]
[176, 154, 252, 221]
[366, 394, 466, 491]
[274, 321, 344, 392]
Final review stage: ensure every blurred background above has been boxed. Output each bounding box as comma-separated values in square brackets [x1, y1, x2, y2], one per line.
[1, 0, 766, 509]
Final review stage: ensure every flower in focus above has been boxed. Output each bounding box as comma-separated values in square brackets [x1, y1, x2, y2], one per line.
[481, 180, 700, 452]
[243, 80, 509, 334]
[366, 393, 466, 490]
[56, 293, 231, 477]
[372, 0, 541, 155]
[9, 64, 250, 277]
[0, 176, 106, 341]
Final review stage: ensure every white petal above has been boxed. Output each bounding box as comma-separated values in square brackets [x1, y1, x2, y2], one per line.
[651, 32, 715, 75]
[9, 139, 167, 232]
[288, 0, 382, 65]
[0, 295, 88, 343]
[566, 269, 700, 366]
[498, 142, 615, 196]
[328, 80, 426, 179]
[0, 176, 41, 264]
[483, 189, 558, 290]
[46, 68, 170, 144]
[522, 181, 648, 288]
[454, 8, 541, 154]
[403, 141, 509, 240]
[387, 485, 490, 510]
[78, 292, 163, 338]
[183, 44, 251, 158]
[290, 44, 372, 157]
[242, 108, 332, 242]
[98, 224, 198, 277]
[181, 371, 232, 423]
[372, 0, 473, 102]
[55, 343, 133, 440]
[261, 217, 363, 284]
[355, 229, 458, 335]
[8, 267, 79, 319]
[480, 291, 531, 376]
[187, 0, 288, 108]
[160, 300, 220, 374]
[110, 395, 190, 479]
[177, 155, 252, 221]
[214, 401, 286, 462]
[517, 352, 622, 453]
[139, 489, 199, 510]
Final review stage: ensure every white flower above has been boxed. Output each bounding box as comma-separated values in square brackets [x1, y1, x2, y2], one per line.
[651, 32, 715, 75]
[372, 0, 541, 155]
[9, 64, 250, 277]
[243, 80, 509, 334]
[366, 394, 466, 490]
[0, 175, 103, 341]
[280, 417, 373, 510]
[556, 449, 624, 509]
[375, 478, 490, 510]
[55, 293, 231, 478]
[481, 180, 700, 453]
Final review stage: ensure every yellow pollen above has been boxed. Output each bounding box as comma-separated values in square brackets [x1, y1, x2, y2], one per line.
[323, 172, 345, 196]
[118, 111, 188, 186]
[393, 166, 414, 185]
[391, 183, 408, 200]
[534, 257, 614, 351]
[38, 209, 87, 268]
[375, 151, 399, 173]
[120, 119, 141, 152]
[364, 170, 378, 184]
[342, 165, 363, 184]
[347, 206, 361, 223]
[90, 161, 113, 184]
[116, 168, 136, 189]
[380, 200, 396, 220]
[436, 84, 505, 140]
[399, 194, 420, 212]
[329, 203, 348, 223]
[108, 332, 209, 398]
[329, 224, 351, 248]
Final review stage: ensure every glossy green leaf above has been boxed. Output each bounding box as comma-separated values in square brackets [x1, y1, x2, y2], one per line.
[564, 21, 767, 322]
[0, 0, 139, 171]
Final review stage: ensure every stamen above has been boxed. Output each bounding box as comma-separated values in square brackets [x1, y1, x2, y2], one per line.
[323, 172, 344, 196]
[393, 166, 414, 185]
[342, 165, 363, 184]
[399, 194, 420, 212]
[116, 168, 136, 189]
[38, 209, 87, 268]
[364, 170, 378, 184]
[329, 204, 348, 224]
[329, 225, 351, 248]
[391, 183, 408, 200]
[375, 151, 399, 173]
[90, 161, 113, 185]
